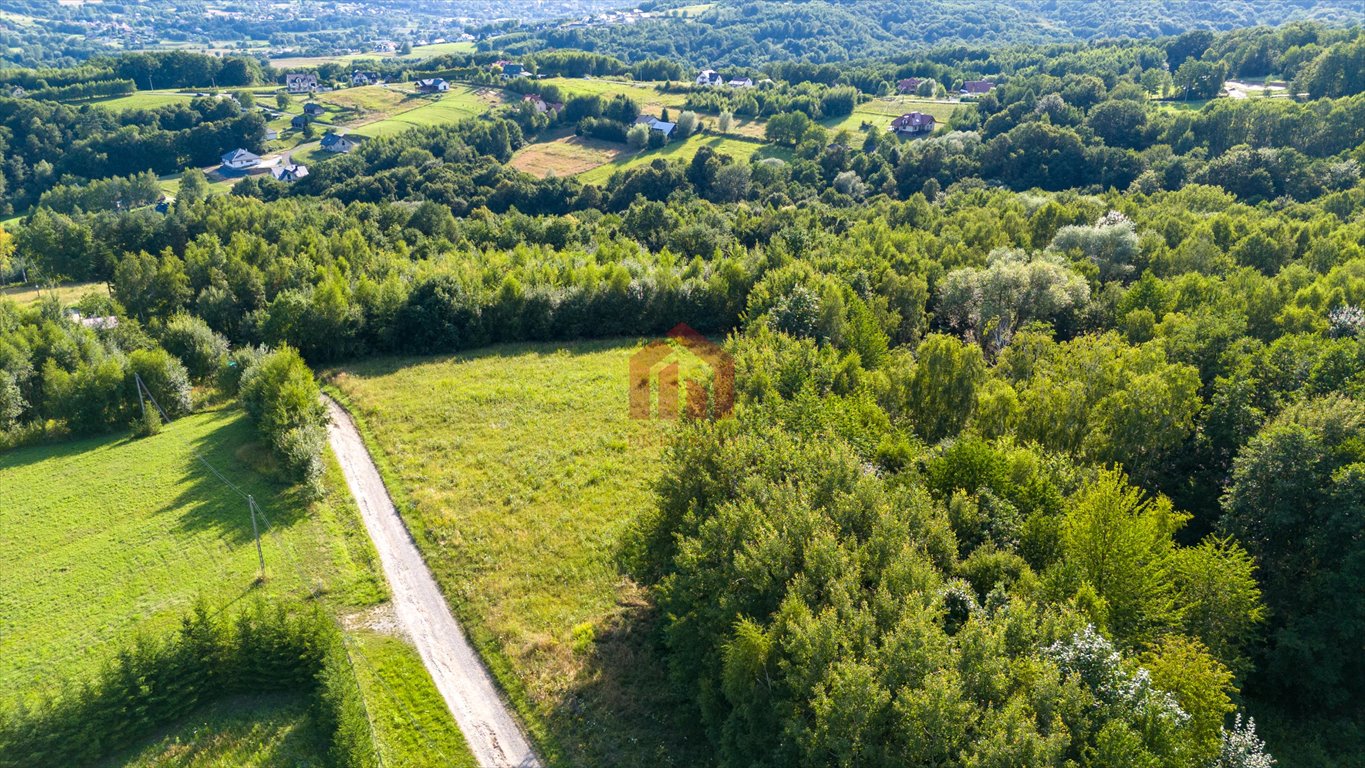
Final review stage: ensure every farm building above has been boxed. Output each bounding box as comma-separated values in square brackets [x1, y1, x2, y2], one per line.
[286, 73, 318, 94]
[728, 77, 754, 88]
[291, 114, 311, 129]
[415, 78, 450, 93]
[303, 102, 325, 117]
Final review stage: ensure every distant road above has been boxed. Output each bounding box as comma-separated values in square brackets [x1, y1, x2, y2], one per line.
[325, 396, 541, 768]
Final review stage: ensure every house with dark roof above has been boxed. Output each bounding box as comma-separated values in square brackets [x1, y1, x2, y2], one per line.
[272, 162, 310, 182]
[286, 73, 318, 94]
[415, 78, 449, 93]
[291, 114, 311, 129]
[890, 111, 936, 135]
[220, 148, 262, 171]
[154, 195, 174, 214]
[897, 77, 925, 94]
[303, 102, 325, 117]
[696, 69, 723, 86]
[320, 131, 360, 153]
[960, 80, 995, 96]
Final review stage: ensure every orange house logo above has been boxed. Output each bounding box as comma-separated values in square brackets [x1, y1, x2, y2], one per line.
[629, 324, 735, 420]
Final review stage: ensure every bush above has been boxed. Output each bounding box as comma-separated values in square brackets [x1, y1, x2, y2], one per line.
[239, 346, 326, 485]
[159, 314, 229, 382]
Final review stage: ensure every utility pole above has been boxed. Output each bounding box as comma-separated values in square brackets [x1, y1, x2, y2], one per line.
[248, 495, 265, 581]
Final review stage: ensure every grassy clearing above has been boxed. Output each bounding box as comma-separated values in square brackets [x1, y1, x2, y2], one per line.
[328, 341, 711, 767]
[0, 407, 384, 698]
[509, 134, 628, 178]
[578, 133, 787, 184]
[105, 693, 326, 768]
[539, 77, 687, 114]
[822, 96, 965, 133]
[83, 90, 198, 112]
[1, 280, 109, 307]
[354, 85, 505, 138]
[0, 406, 479, 765]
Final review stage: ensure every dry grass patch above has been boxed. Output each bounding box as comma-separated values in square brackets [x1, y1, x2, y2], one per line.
[510, 135, 628, 178]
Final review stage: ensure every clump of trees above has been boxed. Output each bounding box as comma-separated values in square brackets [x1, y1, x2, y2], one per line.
[238, 346, 327, 489]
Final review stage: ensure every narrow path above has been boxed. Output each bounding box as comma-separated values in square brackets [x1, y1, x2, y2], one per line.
[325, 396, 542, 768]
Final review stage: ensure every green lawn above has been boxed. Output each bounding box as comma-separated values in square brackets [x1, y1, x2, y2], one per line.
[0, 405, 476, 765]
[0, 408, 383, 698]
[578, 133, 788, 184]
[105, 694, 327, 768]
[353, 85, 502, 137]
[329, 341, 711, 768]
[268, 41, 475, 70]
[84, 90, 198, 112]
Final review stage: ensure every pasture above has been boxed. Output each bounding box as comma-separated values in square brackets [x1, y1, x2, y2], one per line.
[268, 41, 476, 70]
[578, 133, 787, 184]
[328, 341, 709, 767]
[86, 90, 198, 111]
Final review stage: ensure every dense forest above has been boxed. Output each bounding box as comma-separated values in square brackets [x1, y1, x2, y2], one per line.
[2, 9, 1365, 768]
[510, 0, 1365, 66]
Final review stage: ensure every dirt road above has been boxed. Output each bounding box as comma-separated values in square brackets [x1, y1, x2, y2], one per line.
[325, 397, 542, 768]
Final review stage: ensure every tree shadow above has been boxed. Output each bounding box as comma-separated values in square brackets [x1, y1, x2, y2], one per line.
[542, 590, 713, 768]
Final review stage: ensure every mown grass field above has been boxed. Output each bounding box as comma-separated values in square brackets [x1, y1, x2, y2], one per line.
[578, 133, 788, 184]
[0, 407, 473, 766]
[1, 280, 110, 307]
[85, 90, 199, 112]
[354, 85, 505, 138]
[509, 134, 628, 178]
[328, 341, 710, 767]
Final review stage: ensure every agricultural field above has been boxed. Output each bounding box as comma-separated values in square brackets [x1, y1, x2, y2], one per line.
[508, 133, 628, 178]
[353, 85, 505, 138]
[823, 95, 966, 133]
[0, 406, 472, 765]
[578, 133, 788, 184]
[328, 341, 709, 767]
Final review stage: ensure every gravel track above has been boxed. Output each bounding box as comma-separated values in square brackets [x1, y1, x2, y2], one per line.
[325, 396, 541, 768]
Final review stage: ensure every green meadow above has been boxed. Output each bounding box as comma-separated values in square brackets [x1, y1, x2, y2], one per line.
[0, 406, 472, 765]
[329, 341, 710, 767]
[578, 133, 788, 184]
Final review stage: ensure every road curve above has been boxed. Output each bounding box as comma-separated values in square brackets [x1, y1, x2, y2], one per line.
[325, 396, 542, 768]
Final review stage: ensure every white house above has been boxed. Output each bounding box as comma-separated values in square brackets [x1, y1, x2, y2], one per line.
[696, 69, 723, 86]
[415, 78, 450, 93]
[272, 162, 310, 182]
[220, 148, 262, 171]
[727, 77, 754, 88]
[635, 115, 676, 139]
[286, 73, 318, 94]
[351, 71, 382, 86]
